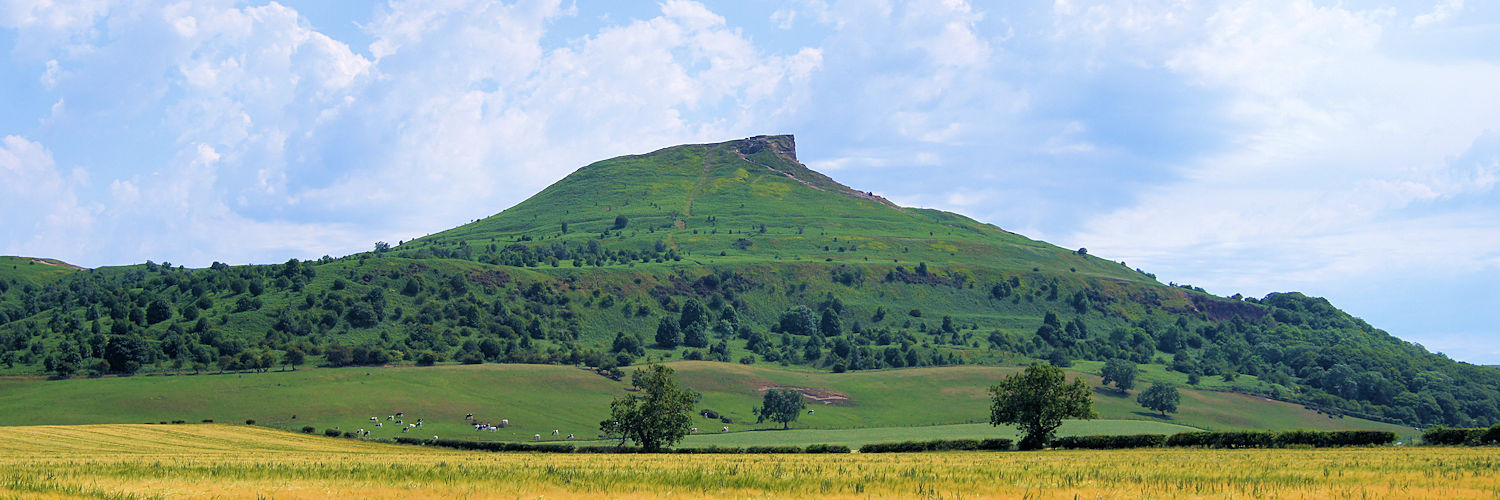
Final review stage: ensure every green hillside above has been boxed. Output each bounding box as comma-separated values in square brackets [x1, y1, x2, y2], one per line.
[0, 135, 1495, 431]
[0, 362, 1412, 447]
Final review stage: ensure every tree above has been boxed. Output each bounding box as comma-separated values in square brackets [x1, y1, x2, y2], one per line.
[819, 308, 842, 337]
[600, 364, 696, 451]
[682, 322, 708, 348]
[778, 306, 818, 336]
[1138, 383, 1180, 417]
[989, 363, 1096, 450]
[753, 388, 806, 429]
[655, 317, 682, 348]
[104, 335, 153, 375]
[1101, 358, 1137, 393]
[373, 241, 391, 253]
[283, 347, 305, 370]
[613, 215, 629, 230]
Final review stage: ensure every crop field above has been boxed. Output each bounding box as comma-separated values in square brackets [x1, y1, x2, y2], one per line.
[0, 424, 1494, 499]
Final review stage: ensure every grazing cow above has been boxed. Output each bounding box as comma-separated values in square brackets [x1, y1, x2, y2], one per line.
[465, 413, 474, 420]
[396, 412, 404, 417]
[534, 434, 541, 441]
[376, 423, 383, 428]
[408, 424, 416, 429]
[501, 419, 509, 426]
[401, 427, 409, 433]
[808, 409, 815, 415]
[553, 429, 559, 435]
[387, 416, 393, 421]
[567, 434, 575, 439]
[691, 428, 698, 433]
[432, 435, 439, 440]
[721, 427, 729, 433]
[370, 416, 378, 422]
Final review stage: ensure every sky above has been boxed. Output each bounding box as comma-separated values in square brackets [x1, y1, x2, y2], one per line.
[1, 0, 1497, 363]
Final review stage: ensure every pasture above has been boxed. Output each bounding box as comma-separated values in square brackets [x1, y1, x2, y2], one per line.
[0, 424, 1494, 499]
[0, 362, 1413, 448]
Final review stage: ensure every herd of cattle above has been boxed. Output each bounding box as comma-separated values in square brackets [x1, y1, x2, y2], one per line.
[331, 410, 753, 443]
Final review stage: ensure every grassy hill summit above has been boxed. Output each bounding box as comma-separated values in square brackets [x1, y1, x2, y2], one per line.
[402, 134, 1146, 284]
[0, 135, 1496, 433]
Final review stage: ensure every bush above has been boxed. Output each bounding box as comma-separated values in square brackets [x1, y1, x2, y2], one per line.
[860, 439, 997, 453]
[1484, 425, 1500, 445]
[978, 438, 1014, 451]
[1166, 431, 1275, 448]
[244, 419, 256, 425]
[675, 446, 743, 454]
[301, 426, 316, 434]
[324, 428, 341, 437]
[1423, 426, 1486, 446]
[1276, 430, 1395, 447]
[804, 444, 851, 454]
[202, 419, 214, 423]
[1052, 434, 1167, 450]
[744, 446, 804, 454]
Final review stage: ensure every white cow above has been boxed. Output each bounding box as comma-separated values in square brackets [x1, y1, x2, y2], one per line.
[552, 429, 559, 435]
[691, 427, 698, 433]
[721, 426, 729, 433]
[533, 434, 541, 441]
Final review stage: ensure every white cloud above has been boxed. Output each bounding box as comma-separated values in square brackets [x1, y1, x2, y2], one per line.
[0, 136, 96, 258]
[1413, 0, 1463, 28]
[1069, 0, 1500, 298]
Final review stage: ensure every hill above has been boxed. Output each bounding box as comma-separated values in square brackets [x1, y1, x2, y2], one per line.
[0, 135, 1495, 431]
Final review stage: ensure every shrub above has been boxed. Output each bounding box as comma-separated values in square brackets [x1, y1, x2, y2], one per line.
[744, 446, 804, 454]
[804, 444, 851, 454]
[244, 419, 256, 425]
[1167, 431, 1276, 448]
[1423, 426, 1486, 446]
[860, 439, 997, 453]
[978, 438, 1014, 451]
[171, 420, 186, 424]
[201, 419, 214, 423]
[675, 446, 743, 454]
[1276, 430, 1395, 447]
[1483, 425, 1500, 445]
[324, 428, 341, 437]
[1052, 434, 1167, 450]
[301, 426, 316, 434]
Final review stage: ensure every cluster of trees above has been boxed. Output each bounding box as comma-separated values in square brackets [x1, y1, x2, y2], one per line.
[3, 242, 1496, 430]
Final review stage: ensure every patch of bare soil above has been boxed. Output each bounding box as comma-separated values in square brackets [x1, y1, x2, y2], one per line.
[25, 258, 85, 270]
[756, 385, 855, 406]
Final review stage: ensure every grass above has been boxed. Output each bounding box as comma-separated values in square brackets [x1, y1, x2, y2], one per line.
[0, 423, 1494, 499]
[0, 362, 1413, 446]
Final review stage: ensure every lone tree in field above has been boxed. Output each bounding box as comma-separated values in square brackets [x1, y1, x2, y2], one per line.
[1101, 358, 1137, 393]
[753, 388, 807, 429]
[1137, 383, 1180, 417]
[600, 364, 696, 451]
[989, 363, 1096, 450]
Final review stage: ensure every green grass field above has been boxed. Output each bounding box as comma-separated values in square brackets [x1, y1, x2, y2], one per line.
[0, 362, 1412, 447]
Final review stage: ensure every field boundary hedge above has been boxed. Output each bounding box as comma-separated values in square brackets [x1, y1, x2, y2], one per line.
[1052, 430, 1396, 450]
[390, 437, 849, 454]
[858, 438, 1013, 453]
[1422, 426, 1500, 446]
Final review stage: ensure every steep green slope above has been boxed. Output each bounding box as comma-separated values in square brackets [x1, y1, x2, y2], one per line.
[0, 136, 1495, 431]
[0, 256, 81, 286]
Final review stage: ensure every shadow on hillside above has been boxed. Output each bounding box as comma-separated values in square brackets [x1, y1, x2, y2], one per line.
[1131, 411, 1174, 421]
[1092, 387, 1130, 398]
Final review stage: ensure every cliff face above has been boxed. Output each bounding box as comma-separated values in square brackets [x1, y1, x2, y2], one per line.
[736, 134, 798, 162]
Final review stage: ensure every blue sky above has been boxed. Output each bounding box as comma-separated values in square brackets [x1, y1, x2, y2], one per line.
[2, 0, 1497, 363]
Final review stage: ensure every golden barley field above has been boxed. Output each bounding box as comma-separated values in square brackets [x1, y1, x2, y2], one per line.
[1, 424, 1495, 499]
